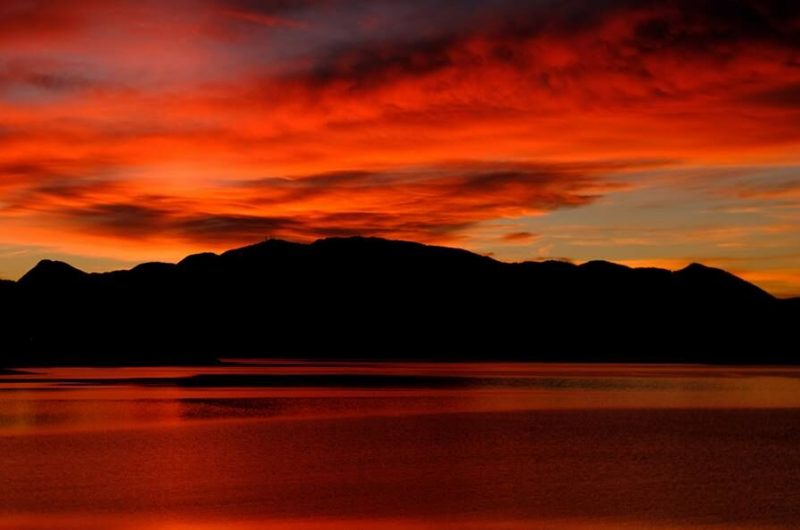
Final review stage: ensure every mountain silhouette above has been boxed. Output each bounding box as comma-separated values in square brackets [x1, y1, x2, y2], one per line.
[18, 259, 87, 288]
[0, 236, 796, 366]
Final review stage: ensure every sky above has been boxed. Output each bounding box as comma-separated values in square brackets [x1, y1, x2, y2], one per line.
[0, 0, 798, 296]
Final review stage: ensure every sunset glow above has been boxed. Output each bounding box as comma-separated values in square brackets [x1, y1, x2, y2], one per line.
[1, 0, 799, 295]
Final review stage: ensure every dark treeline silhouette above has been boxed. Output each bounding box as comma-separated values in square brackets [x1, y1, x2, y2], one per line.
[0, 237, 797, 366]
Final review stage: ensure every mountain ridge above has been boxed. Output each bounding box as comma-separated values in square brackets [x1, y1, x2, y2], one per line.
[0, 236, 796, 366]
[11, 237, 779, 300]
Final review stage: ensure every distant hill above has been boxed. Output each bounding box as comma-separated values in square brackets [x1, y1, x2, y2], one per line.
[0, 237, 796, 366]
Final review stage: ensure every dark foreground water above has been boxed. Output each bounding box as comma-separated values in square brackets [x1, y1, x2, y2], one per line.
[2, 362, 800, 529]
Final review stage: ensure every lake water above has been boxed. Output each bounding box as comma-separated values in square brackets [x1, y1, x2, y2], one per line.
[1, 362, 800, 529]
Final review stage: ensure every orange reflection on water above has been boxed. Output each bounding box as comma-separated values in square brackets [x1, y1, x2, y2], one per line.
[2, 363, 800, 529]
[4, 363, 800, 436]
[0, 515, 791, 530]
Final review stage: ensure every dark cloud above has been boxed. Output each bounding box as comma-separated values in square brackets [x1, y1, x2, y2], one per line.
[215, 0, 328, 15]
[59, 203, 412, 243]
[4, 156, 625, 246]
[0, 159, 100, 188]
[745, 83, 800, 108]
[267, 0, 799, 101]
[177, 210, 475, 243]
[29, 179, 119, 200]
[502, 231, 537, 242]
[0, 159, 121, 211]
[177, 213, 303, 243]
[307, 40, 449, 92]
[243, 161, 625, 213]
[64, 205, 480, 244]
[734, 177, 800, 200]
[68, 203, 172, 236]
[0, 1, 84, 43]
[52, 160, 624, 244]
[0, 59, 109, 98]
[0, 161, 53, 181]
[21, 71, 95, 92]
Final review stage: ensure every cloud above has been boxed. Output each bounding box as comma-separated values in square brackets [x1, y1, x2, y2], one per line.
[0, 0, 798, 295]
[218, 7, 308, 29]
[734, 177, 800, 201]
[0, 62, 97, 95]
[502, 231, 537, 243]
[745, 83, 800, 108]
[245, 161, 626, 210]
[61, 204, 457, 244]
[268, 0, 800, 107]
[64, 203, 173, 237]
[0, 158, 122, 212]
[46, 160, 625, 244]
[0, 1, 85, 44]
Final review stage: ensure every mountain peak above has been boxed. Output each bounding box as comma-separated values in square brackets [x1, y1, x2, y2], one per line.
[674, 262, 773, 302]
[579, 260, 631, 273]
[680, 262, 714, 273]
[221, 238, 308, 260]
[19, 260, 87, 288]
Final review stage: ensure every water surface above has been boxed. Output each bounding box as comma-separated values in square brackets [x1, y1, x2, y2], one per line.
[2, 362, 800, 529]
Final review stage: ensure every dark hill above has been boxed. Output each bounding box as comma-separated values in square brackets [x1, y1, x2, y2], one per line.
[1, 236, 796, 366]
[18, 260, 87, 288]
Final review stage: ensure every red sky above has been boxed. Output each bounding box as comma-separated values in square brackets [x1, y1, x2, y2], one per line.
[0, 0, 799, 295]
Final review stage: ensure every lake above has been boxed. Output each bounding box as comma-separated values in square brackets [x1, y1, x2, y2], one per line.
[1, 362, 800, 529]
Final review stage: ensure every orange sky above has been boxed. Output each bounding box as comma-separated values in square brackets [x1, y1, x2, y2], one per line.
[0, 0, 799, 295]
